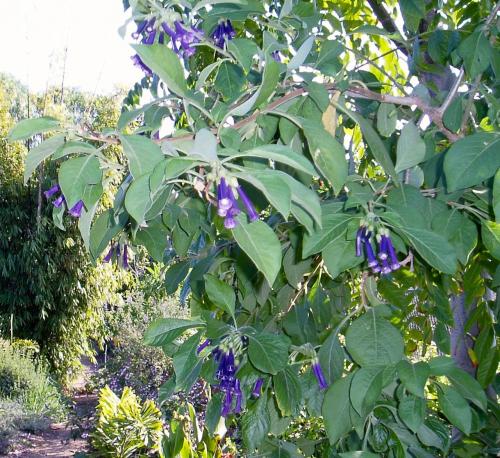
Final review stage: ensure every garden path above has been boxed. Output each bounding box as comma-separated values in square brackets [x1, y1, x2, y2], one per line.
[1, 360, 97, 458]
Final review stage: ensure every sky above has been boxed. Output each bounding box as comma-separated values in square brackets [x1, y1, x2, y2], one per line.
[0, 0, 143, 94]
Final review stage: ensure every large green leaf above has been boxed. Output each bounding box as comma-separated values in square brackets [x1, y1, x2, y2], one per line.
[493, 169, 500, 222]
[124, 173, 152, 224]
[437, 384, 472, 434]
[173, 334, 203, 392]
[133, 44, 189, 96]
[444, 133, 500, 191]
[377, 103, 397, 137]
[397, 361, 430, 398]
[318, 332, 344, 385]
[322, 238, 364, 278]
[398, 394, 425, 432]
[482, 221, 500, 260]
[458, 31, 492, 78]
[204, 274, 236, 319]
[9, 116, 61, 141]
[446, 368, 487, 411]
[58, 155, 102, 208]
[227, 38, 259, 72]
[232, 218, 282, 286]
[350, 367, 384, 417]
[143, 318, 206, 347]
[395, 122, 426, 173]
[322, 374, 353, 444]
[227, 144, 317, 175]
[302, 119, 348, 194]
[247, 332, 291, 374]
[89, 209, 128, 261]
[345, 310, 404, 368]
[241, 395, 270, 450]
[24, 134, 65, 184]
[399, 0, 425, 32]
[120, 134, 164, 178]
[273, 367, 302, 416]
[214, 61, 245, 100]
[254, 58, 280, 108]
[135, 219, 169, 262]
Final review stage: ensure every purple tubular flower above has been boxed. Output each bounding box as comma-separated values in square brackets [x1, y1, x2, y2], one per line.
[224, 216, 237, 229]
[364, 238, 379, 269]
[237, 186, 259, 222]
[381, 257, 392, 275]
[271, 50, 281, 62]
[217, 178, 232, 216]
[378, 235, 389, 260]
[103, 244, 115, 263]
[68, 200, 84, 218]
[145, 18, 155, 33]
[212, 20, 235, 48]
[131, 54, 152, 76]
[386, 236, 400, 271]
[197, 339, 211, 354]
[53, 195, 65, 208]
[132, 20, 148, 39]
[122, 244, 129, 269]
[213, 347, 241, 416]
[252, 378, 264, 398]
[142, 30, 156, 45]
[234, 379, 242, 413]
[44, 184, 60, 199]
[355, 226, 366, 257]
[312, 360, 328, 390]
[221, 390, 233, 417]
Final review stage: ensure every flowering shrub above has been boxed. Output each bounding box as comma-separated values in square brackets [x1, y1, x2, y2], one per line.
[9, 0, 500, 456]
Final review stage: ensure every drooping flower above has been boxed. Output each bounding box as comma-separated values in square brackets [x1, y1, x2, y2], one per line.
[355, 226, 366, 257]
[68, 200, 84, 218]
[44, 184, 60, 199]
[312, 359, 328, 390]
[212, 19, 236, 48]
[252, 378, 264, 398]
[271, 50, 281, 62]
[197, 339, 211, 354]
[237, 186, 259, 222]
[103, 244, 115, 263]
[162, 21, 202, 58]
[131, 54, 152, 76]
[132, 19, 149, 39]
[363, 235, 381, 273]
[53, 195, 65, 208]
[122, 244, 129, 269]
[386, 236, 401, 271]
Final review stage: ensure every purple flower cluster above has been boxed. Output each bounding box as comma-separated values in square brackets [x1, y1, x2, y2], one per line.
[212, 346, 242, 416]
[356, 226, 400, 274]
[103, 243, 129, 268]
[312, 359, 328, 390]
[131, 18, 201, 73]
[44, 184, 84, 218]
[217, 178, 258, 229]
[212, 20, 235, 48]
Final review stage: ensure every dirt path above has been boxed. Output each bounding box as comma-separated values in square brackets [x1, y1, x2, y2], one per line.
[2, 361, 98, 458]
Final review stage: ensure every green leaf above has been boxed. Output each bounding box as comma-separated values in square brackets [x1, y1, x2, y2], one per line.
[235, 170, 291, 219]
[214, 61, 245, 100]
[323, 374, 353, 445]
[302, 119, 348, 194]
[9, 116, 61, 141]
[165, 261, 190, 295]
[398, 395, 425, 432]
[120, 134, 164, 178]
[135, 219, 169, 262]
[204, 274, 236, 319]
[227, 38, 259, 72]
[458, 31, 492, 78]
[247, 332, 290, 374]
[322, 238, 363, 279]
[446, 368, 487, 411]
[191, 128, 218, 162]
[493, 169, 500, 222]
[52, 140, 97, 160]
[444, 133, 500, 191]
[395, 122, 426, 173]
[396, 361, 430, 398]
[227, 144, 317, 175]
[24, 134, 65, 184]
[303, 212, 354, 257]
[144, 318, 206, 347]
[316, 40, 343, 76]
[399, 0, 425, 32]
[255, 59, 280, 108]
[482, 220, 500, 260]
[124, 174, 152, 224]
[437, 384, 472, 434]
[232, 218, 282, 286]
[377, 103, 397, 137]
[350, 367, 384, 417]
[428, 356, 456, 376]
[133, 44, 189, 96]
[273, 367, 302, 416]
[345, 310, 404, 368]
[288, 35, 315, 71]
[58, 155, 102, 208]
[241, 395, 270, 450]
[318, 332, 344, 385]
[339, 452, 380, 458]
[195, 60, 226, 91]
[173, 334, 203, 392]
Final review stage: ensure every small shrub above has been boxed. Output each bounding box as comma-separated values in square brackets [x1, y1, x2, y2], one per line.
[92, 385, 163, 458]
[0, 339, 66, 419]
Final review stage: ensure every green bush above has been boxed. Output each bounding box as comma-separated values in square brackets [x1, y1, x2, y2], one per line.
[92, 386, 163, 458]
[0, 339, 66, 419]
